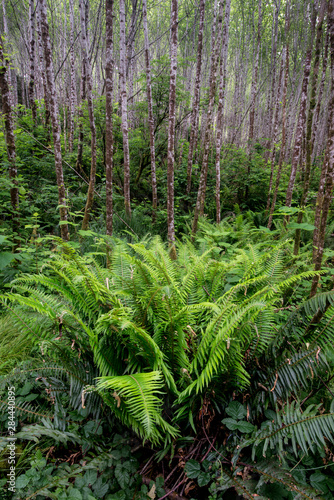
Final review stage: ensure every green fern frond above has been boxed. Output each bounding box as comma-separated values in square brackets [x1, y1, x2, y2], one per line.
[96, 371, 175, 442]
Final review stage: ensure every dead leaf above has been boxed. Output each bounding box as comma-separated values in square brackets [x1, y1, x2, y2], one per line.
[148, 484, 156, 499]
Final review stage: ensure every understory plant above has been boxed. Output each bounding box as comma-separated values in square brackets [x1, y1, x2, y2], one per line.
[1, 225, 334, 498]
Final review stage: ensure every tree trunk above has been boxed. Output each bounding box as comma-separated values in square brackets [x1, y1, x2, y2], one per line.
[2, 0, 13, 108]
[76, 60, 86, 174]
[312, 31, 329, 164]
[28, 0, 37, 124]
[39, 0, 69, 241]
[119, 0, 131, 218]
[68, 0, 76, 153]
[106, 0, 114, 237]
[294, 0, 326, 255]
[215, 0, 231, 223]
[142, 0, 158, 222]
[167, 0, 178, 259]
[266, 52, 285, 212]
[0, 40, 19, 229]
[265, 0, 281, 161]
[186, 0, 205, 196]
[79, 0, 98, 231]
[246, 0, 262, 201]
[267, 45, 289, 230]
[36, 5, 50, 127]
[284, 49, 312, 219]
[126, 0, 140, 129]
[310, 1, 334, 297]
[192, 0, 225, 236]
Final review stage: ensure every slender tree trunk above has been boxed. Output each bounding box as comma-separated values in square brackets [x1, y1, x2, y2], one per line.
[310, 1, 334, 296]
[267, 45, 289, 230]
[76, 61, 86, 174]
[126, 0, 139, 129]
[2, 0, 13, 108]
[284, 49, 312, 219]
[28, 0, 37, 124]
[246, 0, 262, 201]
[119, 0, 131, 217]
[142, 0, 158, 222]
[265, 0, 281, 160]
[312, 31, 329, 163]
[106, 0, 114, 237]
[266, 52, 284, 212]
[167, 0, 178, 259]
[0, 40, 19, 228]
[312, 145, 329, 263]
[79, 0, 98, 231]
[36, 6, 50, 127]
[186, 0, 205, 196]
[39, 0, 69, 241]
[192, 0, 225, 236]
[294, 0, 326, 255]
[215, 0, 231, 223]
[69, 0, 76, 153]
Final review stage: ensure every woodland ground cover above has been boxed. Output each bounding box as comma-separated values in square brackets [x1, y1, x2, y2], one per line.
[2, 0, 334, 497]
[1, 212, 334, 499]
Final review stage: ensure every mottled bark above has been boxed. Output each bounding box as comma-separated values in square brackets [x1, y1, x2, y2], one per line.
[167, 0, 178, 259]
[0, 40, 19, 222]
[79, 0, 97, 231]
[119, 0, 131, 217]
[284, 49, 312, 219]
[186, 0, 205, 196]
[142, 0, 157, 222]
[215, 0, 231, 223]
[127, 0, 140, 128]
[246, 0, 262, 201]
[39, 0, 69, 241]
[2, 0, 13, 108]
[312, 145, 328, 263]
[312, 31, 329, 163]
[265, 0, 281, 159]
[192, 0, 225, 236]
[310, 1, 334, 297]
[248, 0, 262, 152]
[28, 0, 37, 124]
[106, 0, 114, 237]
[266, 52, 284, 212]
[68, 0, 76, 152]
[267, 46, 289, 230]
[294, 0, 326, 255]
[36, 5, 50, 126]
[76, 60, 86, 174]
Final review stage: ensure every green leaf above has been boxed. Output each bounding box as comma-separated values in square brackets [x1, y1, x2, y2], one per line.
[236, 421, 256, 433]
[287, 222, 316, 231]
[259, 482, 289, 499]
[197, 471, 211, 487]
[258, 226, 271, 233]
[222, 417, 239, 430]
[68, 489, 83, 500]
[184, 459, 201, 479]
[310, 472, 328, 493]
[276, 206, 300, 214]
[75, 476, 86, 489]
[115, 463, 131, 489]
[16, 475, 30, 489]
[0, 252, 16, 270]
[92, 477, 109, 498]
[84, 469, 98, 486]
[225, 401, 247, 420]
